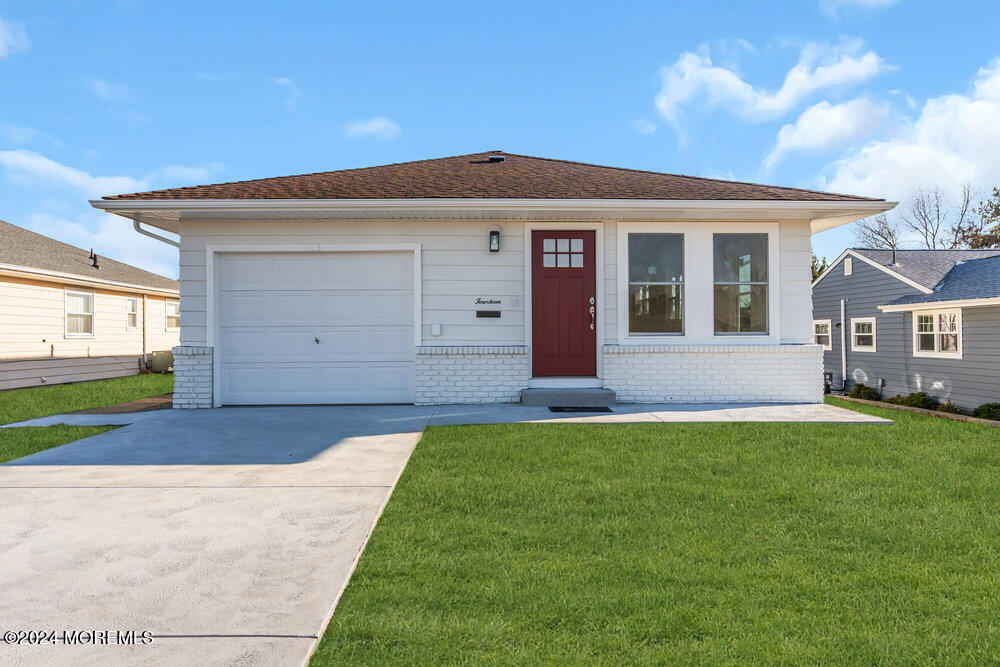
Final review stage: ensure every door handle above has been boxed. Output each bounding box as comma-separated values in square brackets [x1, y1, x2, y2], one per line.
[588, 302, 595, 330]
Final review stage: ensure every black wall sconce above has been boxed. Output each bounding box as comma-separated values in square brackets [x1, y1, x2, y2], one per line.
[488, 229, 501, 252]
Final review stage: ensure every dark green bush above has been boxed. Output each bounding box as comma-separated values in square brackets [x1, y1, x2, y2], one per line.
[971, 403, 1000, 421]
[937, 401, 962, 414]
[898, 392, 939, 410]
[848, 383, 881, 401]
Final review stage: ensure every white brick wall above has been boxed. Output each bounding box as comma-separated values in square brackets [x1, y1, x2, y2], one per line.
[172, 345, 213, 408]
[415, 345, 529, 404]
[602, 344, 823, 403]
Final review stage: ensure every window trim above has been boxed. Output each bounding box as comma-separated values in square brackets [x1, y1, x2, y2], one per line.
[912, 308, 962, 359]
[626, 232, 685, 336]
[65, 288, 95, 339]
[165, 300, 180, 332]
[712, 232, 770, 336]
[844, 257, 853, 276]
[813, 319, 832, 351]
[850, 316, 877, 352]
[616, 222, 780, 344]
[125, 296, 139, 331]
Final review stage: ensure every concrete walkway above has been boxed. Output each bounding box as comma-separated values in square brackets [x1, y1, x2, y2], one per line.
[0, 402, 887, 665]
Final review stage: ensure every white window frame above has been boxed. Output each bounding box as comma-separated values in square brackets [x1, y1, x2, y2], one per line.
[165, 300, 180, 331]
[65, 288, 95, 339]
[912, 308, 962, 359]
[126, 296, 139, 331]
[850, 316, 877, 352]
[625, 231, 685, 337]
[813, 319, 832, 351]
[616, 222, 780, 344]
[844, 257, 853, 276]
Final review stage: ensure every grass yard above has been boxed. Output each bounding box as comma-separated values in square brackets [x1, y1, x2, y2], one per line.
[314, 397, 1000, 664]
[0, 374, 172, 463]
[0, 373, 173, 425]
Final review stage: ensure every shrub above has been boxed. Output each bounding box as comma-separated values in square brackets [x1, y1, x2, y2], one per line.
[937, 401, 962, 414]
[971, 403, 1000, 421]
[882, 394, 903, 405]
[898, 392, 939, 410]
[848, 383, 881, 401]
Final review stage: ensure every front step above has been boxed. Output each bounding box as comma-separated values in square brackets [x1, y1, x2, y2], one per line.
[519, 387, 617, 407]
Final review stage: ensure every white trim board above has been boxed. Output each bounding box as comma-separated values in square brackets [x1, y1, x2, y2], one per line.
[0, 263, 178, 297]
[879, 296, 1000, 312]
[811, 249, 934, 294]
[616, 221, 781, 345]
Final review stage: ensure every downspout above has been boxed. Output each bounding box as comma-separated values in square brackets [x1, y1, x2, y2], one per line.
[142, 294, 148, 358]
[132, 215, 179, 248]
[840, 298, 848, 389]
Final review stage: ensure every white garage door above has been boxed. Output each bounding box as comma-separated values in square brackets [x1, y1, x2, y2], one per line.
[216, 252, 414, 405]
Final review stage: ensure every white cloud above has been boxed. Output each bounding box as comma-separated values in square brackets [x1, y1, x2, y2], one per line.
[23, 211, 178, 279]
[655, 40, 888, 129]
[85, 77, 132, 101]
[630, 119, 658, 134]
[344, 116, 402, 140]
[764, 98, 888, 170]
[0, 150, 147, 198]
[822, 58, 1000, 200]
[0, 149, 223, 198]
[820, 0, 899, 18]
[268, 77, 301, 110]
[0, 17, 29, 58]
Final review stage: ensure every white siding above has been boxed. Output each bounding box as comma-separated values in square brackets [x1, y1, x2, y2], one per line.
[178, 217, 813, 350]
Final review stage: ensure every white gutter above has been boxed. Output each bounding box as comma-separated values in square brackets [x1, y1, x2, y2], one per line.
[879, 296, 1000, 312]
[91, 197, 896, 214]
[0, 263, 178, 297]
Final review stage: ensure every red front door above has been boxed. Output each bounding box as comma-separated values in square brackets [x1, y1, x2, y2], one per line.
[531, 230, 597, 376]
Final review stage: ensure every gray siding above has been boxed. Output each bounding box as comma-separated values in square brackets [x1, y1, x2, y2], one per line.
[812, 255, 1000, 411]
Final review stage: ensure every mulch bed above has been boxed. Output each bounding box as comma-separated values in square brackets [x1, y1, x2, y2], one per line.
[834, 395, 1000, 428]
[74, 393, 173, 414]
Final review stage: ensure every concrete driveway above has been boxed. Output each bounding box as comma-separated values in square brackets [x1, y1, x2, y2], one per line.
[0, 401, 886, 665]
[0, 406, 436, 666]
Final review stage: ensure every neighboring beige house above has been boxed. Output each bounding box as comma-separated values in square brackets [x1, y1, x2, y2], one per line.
[90, 151, 894, 408]
[0, 220, 180, 390]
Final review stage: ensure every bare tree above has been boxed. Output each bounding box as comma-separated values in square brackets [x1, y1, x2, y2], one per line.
[898, 186, 974, 249]
[854, 213, 902, 250]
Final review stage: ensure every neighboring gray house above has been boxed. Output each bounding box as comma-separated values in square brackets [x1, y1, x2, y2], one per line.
[812, 248, 1000, 410]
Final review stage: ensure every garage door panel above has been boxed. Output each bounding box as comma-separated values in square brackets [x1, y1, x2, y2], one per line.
[216, 252, 415, 404]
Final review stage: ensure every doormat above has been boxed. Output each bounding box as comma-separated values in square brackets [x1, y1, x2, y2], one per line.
[548, 406, 613, 413]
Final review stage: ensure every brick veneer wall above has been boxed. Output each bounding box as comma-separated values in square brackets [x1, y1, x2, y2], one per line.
[172, 345, 213, 408]
[414, 345, 529, 404]
[601, 344, 823, 403]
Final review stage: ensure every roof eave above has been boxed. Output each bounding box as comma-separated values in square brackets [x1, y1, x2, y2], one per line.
[879, 296, 1000, 312]
[91, 198, 897, 235]
[0, 263, 179, 296]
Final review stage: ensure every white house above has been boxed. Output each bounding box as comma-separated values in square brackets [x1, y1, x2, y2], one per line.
[90, 151, 893, 408]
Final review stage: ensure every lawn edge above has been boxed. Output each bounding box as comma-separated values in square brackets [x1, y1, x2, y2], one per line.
[832, 395, 1000, 427]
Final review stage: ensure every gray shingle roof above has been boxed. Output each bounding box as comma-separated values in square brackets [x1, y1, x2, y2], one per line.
[852, 248, 1000, 291]
[0, 220, 178, 292]
[887, 254, 1000, 305]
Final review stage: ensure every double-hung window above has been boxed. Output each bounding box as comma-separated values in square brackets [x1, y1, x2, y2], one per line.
[813, 319, 832, 350]
[627, 233, 684, 334]
[66, 290, 94, 337]
[851, 317, 876, 352]
[713, 233, 768, 334]
[126, 297, 138, 330]
[165, 301, 180, 330]
[914, 309, 961, 358]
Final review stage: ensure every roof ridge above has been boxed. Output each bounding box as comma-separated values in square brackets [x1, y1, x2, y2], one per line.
[102, 150, 505, 199]
[104, 150, 883, 202]
[499, 152, 884, 201]
[852, 247, 1000, 253]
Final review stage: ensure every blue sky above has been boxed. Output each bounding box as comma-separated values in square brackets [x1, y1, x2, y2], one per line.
[2, 0, 999, 278]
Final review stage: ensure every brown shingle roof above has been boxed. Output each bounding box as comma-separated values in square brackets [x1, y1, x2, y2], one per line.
[0, 220, 179, 292]
[102, 151, 882, 202]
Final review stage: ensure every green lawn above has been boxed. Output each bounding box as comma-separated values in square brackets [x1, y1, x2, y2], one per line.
[0, 374, 172, 463]
[314, 398, 1000, 664]
[0, 373, 173, 425]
